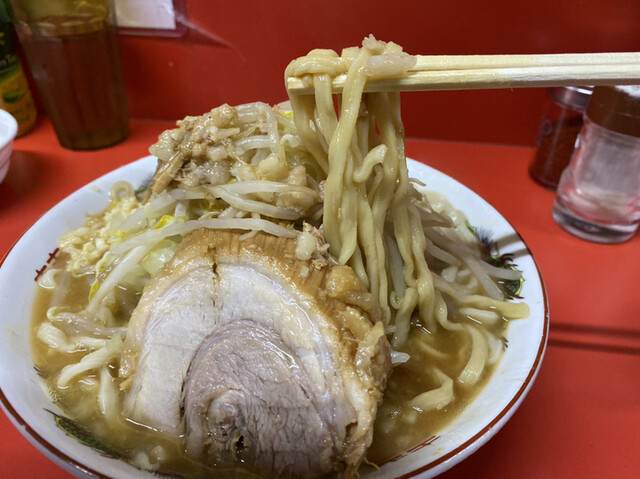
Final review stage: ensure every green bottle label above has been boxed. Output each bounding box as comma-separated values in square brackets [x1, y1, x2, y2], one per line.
[0, 2, 19, 79]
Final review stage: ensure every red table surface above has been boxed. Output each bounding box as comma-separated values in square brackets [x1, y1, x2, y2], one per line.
[1, 118, 639, 478]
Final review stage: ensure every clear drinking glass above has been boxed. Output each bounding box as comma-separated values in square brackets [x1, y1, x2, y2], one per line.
[552, 86, 640, 243]
[7, 0, 129, 150]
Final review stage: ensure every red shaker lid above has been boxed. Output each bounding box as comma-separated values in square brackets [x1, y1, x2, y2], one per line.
[586, 85, 640, 138]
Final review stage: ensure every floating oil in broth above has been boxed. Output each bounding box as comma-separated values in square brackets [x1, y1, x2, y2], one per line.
[367, 319, 504, 464]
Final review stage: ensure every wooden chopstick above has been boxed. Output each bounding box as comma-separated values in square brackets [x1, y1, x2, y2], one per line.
[411, 52, 640, 71]
[286, 52, 640, 94]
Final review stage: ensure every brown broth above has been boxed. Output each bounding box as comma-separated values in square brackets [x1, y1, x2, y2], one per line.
[367, 322, 500, 463]
[30, 260, 506, 475]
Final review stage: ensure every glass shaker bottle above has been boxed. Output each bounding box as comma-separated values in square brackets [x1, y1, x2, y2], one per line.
[529, 86, 592, 189]
[552, 85, 640, 243]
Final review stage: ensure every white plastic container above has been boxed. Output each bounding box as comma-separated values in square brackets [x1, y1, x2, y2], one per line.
[0, 108, 18, 183]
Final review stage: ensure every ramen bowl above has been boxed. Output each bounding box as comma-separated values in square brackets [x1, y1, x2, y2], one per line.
[0, 156, 548, 478]
[0, 109, 18, 184]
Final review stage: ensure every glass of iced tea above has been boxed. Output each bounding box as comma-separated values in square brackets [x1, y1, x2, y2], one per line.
[7, 0, 129, 150]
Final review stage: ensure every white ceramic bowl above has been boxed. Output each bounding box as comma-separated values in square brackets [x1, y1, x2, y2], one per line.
[0, 109, 18, 184]
[0, 156, 548, 478]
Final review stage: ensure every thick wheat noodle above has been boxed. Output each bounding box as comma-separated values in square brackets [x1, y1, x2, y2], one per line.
[324, 46, 370, 263]
[287, 45, 437, 344]
[284, 39, 531, 429]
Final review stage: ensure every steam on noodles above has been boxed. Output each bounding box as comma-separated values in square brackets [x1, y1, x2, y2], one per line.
[31, 35, 529, 477]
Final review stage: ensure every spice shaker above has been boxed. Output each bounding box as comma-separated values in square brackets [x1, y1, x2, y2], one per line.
[552, 85, 640, 243]
[529, 86, 592, 189]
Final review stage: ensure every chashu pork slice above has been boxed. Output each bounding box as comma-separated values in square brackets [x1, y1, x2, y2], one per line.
[119, 229, 390, 478]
